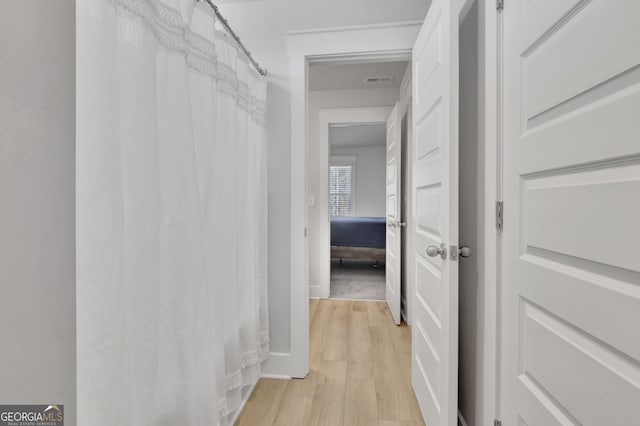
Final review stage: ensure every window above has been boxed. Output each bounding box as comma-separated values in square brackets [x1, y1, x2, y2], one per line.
[329, 156, 356, 216]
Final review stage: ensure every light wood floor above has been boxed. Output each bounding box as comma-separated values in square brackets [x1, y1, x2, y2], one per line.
[235, 299, 426, 426]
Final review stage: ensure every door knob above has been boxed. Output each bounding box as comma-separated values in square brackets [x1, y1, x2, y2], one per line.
[387, 221, 396, 228]
[397, 221, 407, 228]
[459, 245, 471, 258]
[426, 243, 447, 259]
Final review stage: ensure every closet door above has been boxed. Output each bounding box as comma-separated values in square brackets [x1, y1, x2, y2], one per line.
[501, 1, 640, 424]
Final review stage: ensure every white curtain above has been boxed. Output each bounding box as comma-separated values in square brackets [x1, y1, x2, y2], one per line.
[76, 0, 269, 424]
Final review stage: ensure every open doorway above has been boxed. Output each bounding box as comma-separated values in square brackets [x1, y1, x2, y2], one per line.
[307, 59, 411, 310]
[302, 57, 424, 425]
[328, 123, 387, 300]
[284, 9, 503, 423]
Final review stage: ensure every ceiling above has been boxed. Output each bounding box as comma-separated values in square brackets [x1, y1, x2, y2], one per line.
[217, 1, 428, 33]
[309, 61, 409, 91]
[214, 1, 429, 80]
[329, 123, 386, 147]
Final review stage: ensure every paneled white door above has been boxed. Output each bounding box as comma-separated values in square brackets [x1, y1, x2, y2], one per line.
[502, 1, 640, 424]
[411, 0, 459, 423]
[386, 103, 402, 325]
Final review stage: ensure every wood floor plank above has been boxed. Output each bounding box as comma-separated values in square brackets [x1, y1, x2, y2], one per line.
[272, 375, 317, 426]
[318, 359, 348, 383]
[348, 302, 371, 380]
[371, 326, 402, 420]
[344, 378, 378, 426]
[309, 299, 335, 370]
[388, 323, 424, 424]
[372, 324, 425, 424]
[322, 300, 350, 361]
[235, 299, 425, 426]
[368, 325, 387, 363]
[309, 298, 320, 322]
[351, 300, 368, 313]
[307, 381, 346, 426]
[392, 324, 413, 383]
[234, 379, 287, 426]
[401, 385, 426, 426]
[367, 301, 388, 328]
[307, 360, 347, 426]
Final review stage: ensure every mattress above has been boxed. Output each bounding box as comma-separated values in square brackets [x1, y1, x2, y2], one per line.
[330, 216, 386, 249]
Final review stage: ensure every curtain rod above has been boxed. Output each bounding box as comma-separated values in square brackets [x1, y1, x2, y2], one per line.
[198, 0, 268, 76]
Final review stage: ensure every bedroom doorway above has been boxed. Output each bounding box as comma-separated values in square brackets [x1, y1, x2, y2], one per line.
[328, 122, 387, 300]
[306, 59, 412, 318]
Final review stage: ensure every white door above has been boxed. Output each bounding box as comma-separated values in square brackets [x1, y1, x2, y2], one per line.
[411, 0, 459, 423]
[386, 103, 402, 325]
[502, 1, 640, 424]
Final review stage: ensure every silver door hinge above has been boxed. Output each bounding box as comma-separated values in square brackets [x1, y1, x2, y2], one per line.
[496, 201, 504, 230]
[494, 420, 502, 426]
[497, 0, 503, 11]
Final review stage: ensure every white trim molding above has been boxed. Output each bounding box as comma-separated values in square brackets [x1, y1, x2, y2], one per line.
[479, 1, 501, 425]
[286, 21, 422, 58]
[261, 351, 295, 378]
[286, 20, 424, 37]
[397, 63, 413, 326]
[285, 22, 421, 379]
[260, 373, 293, 380]
[309, 287, 323, 299]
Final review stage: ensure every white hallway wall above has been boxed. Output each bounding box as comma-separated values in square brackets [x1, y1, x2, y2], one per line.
[216, 1, 428, 358]
[0, 1, 76, 424]
[330, 145, 386, 217]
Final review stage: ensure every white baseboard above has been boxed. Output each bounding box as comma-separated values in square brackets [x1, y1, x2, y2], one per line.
[458, 410, 469, 426]
[309, 284, 322, 298]
[330, 297, 384, 302]
[260, 373, 292, 380]
[262, 352, 294, 376]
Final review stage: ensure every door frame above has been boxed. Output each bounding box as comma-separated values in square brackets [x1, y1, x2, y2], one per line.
[398, 64, 414, 325]
[284, 21, 422, 379]
[282, 8, 503, 426]
[476, 0, 502, 425]
[314, 107, 393, 299]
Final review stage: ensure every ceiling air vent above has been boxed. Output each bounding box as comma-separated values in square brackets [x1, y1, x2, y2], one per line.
[363, 76, 394, 84]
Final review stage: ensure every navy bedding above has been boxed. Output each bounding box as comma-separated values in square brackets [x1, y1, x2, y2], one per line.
[330, 216, 386, 249]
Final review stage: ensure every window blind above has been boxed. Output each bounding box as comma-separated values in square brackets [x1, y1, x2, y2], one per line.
[329, 164, 353, 216]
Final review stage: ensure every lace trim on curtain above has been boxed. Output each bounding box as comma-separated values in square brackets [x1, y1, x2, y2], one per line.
[224, 343, 270, 391]
[218, 342, 269, 421]
[217, 399, 232, 421]
[109, 0, 267, 121]
[260, 330, 269, 346]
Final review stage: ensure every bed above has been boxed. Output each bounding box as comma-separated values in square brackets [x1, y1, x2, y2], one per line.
[330, 216, 386, 262]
